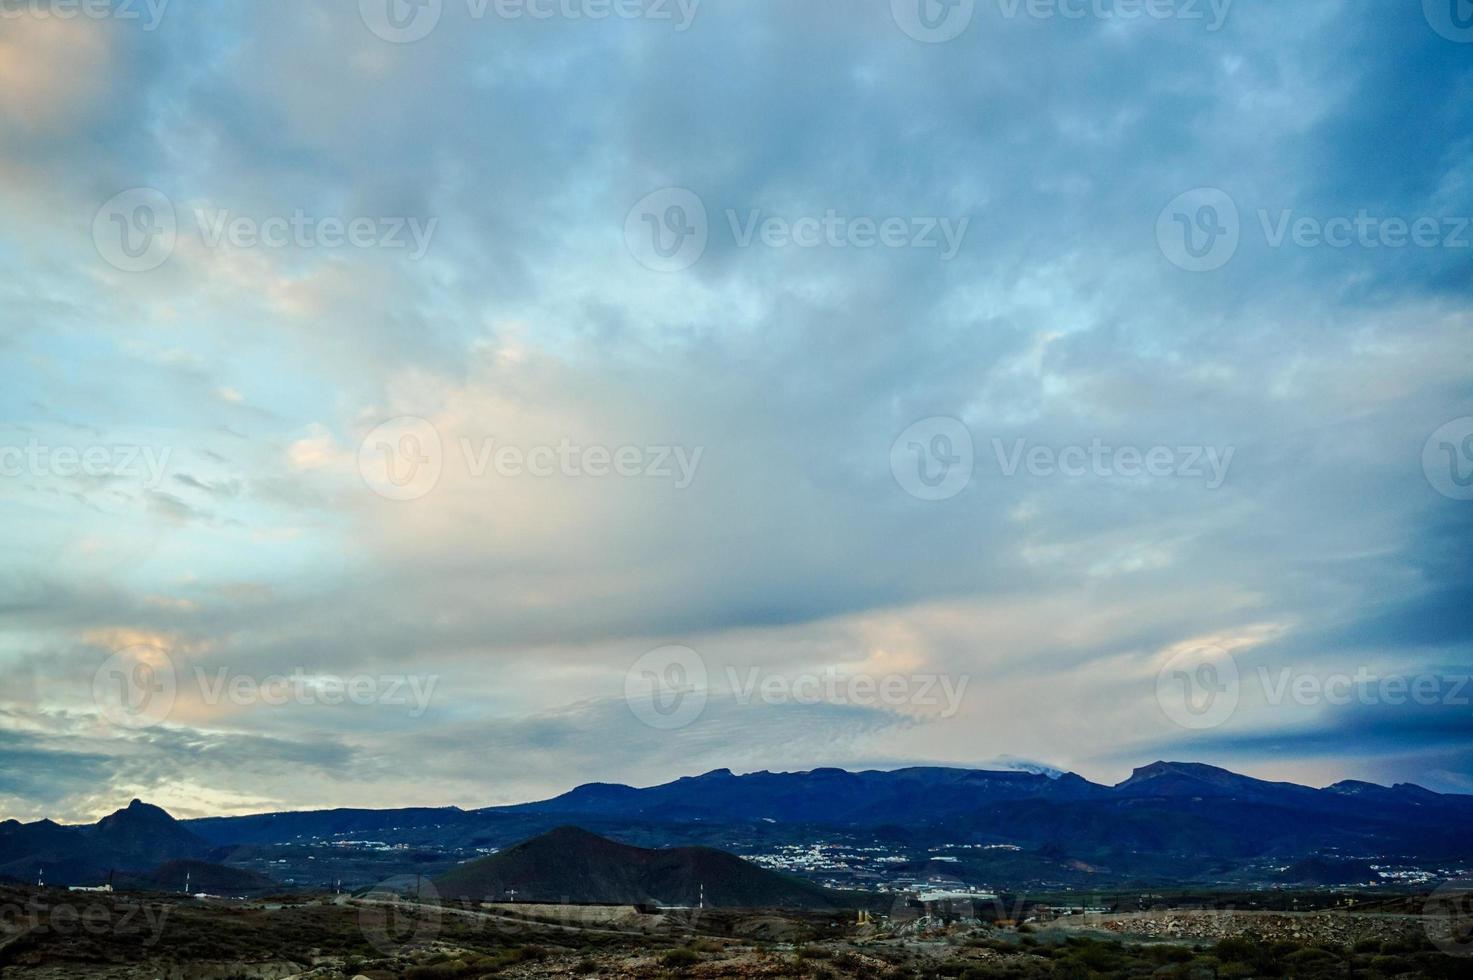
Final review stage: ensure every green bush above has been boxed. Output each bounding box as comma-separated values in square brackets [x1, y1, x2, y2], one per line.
[661, 946, 701, 968]
[1369, 954, 1416, 975]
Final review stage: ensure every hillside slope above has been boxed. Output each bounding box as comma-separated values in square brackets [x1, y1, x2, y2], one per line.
[435, 827, 844, 909]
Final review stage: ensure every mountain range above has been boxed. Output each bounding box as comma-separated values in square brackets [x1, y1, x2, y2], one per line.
[185, 760, 1473, 856]
[7, 762, 1472, 890]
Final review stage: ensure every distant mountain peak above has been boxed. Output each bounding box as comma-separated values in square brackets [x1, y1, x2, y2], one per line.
[1134, 760, 1229, 776]
[539, 825, 615, 844]
[1115, 761, 1284, 797]
[1119, 760, 1219, 783]
[98, 799, 177, 826]
[0, 799, 208, 885]
[980, 755, 1067, 778]
[1326, 779, 1386, 794]
[1326, 779, 1442, 801]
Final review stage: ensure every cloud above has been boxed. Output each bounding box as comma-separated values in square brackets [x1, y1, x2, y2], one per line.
[0, 0, 1469, 818]
[0, 18, 112, 135]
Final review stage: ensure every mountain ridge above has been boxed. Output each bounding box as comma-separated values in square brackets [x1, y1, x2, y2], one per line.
[10, 762, 1472, 891]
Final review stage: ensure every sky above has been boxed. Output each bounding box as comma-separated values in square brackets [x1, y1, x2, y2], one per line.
[0, 0, 1471, 823]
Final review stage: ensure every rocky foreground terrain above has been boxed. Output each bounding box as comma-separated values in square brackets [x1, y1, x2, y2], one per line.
[2, 883, 1471, 978]
[1061, 908, 1431, 946]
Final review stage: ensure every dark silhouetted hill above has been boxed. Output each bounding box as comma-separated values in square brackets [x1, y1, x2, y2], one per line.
[0, 801, 209, 886]
[1274, 857, 1382, 886]
[435, 827, 844, 909]
[119, 859, 280, 896]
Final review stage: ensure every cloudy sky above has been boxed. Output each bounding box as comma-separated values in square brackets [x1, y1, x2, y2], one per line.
[1, 0, 1470, 822]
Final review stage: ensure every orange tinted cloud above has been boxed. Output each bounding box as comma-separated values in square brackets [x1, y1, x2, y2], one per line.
[0, 18, 112, 132]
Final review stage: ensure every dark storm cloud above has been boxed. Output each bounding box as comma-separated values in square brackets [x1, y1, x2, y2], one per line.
[0, 729, 113, 805]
